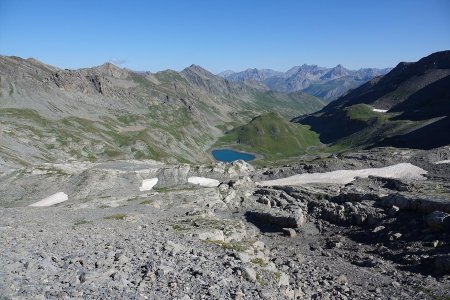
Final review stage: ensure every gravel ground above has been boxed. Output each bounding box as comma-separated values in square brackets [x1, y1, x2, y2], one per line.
[1, 147, 450, 299]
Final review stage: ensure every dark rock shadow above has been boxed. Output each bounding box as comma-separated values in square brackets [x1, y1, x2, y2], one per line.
[344, 210, 450, 276]
[244, 211, 284, 233]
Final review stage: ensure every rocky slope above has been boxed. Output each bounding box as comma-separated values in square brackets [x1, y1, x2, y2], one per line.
[293, 50, 450, 150]
[1, 146, 450, 299]
[219, 65, 390, 102]
[0, 56, 324, 169]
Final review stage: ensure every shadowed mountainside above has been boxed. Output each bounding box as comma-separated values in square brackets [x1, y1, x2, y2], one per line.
[292, 50, 450, 150]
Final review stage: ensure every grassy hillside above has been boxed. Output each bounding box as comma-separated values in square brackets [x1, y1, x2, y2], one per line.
[344, 104, 389, 122]
[0, 56, 327, 167]
[250, 91, 324, 119]
[215, 112, 321, 161]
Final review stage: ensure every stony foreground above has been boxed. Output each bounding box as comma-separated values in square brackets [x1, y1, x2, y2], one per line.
[1, 147, 450, 299]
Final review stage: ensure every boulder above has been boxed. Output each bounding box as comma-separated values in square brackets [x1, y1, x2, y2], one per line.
[242, 266, 257, 283]
[282, 228, 297, 238]
[196, 230, 225, 242]
[387, 205, 400, 216]
[278, 272, 290, 287]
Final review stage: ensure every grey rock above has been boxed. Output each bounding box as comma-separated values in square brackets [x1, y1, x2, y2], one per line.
[336, 275, 348, 285]
[387, 205, 400, 216]
[373, 226, 385, 233]
[282, 228, 297, 238]
[242, 266, 257, 283]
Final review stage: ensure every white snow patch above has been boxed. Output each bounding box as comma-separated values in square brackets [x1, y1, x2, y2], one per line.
[373, 109, 388, 113]
[258, 163, 427, 186]
[139, 178, 158, 191]
[188, 176, 220, 187]
[434, 160, 450, 165]
[29, 192, 69, 207]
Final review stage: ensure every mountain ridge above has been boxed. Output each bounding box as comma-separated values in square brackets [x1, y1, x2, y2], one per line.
[218, 64, 391, 102]
[293, 50, 450, 150]
[0, 55, 324, 168]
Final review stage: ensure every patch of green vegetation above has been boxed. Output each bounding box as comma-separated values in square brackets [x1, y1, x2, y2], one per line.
[104, 213, 127, 220]
[0, 108, 49, 125]
[133, 150, 146, 160]
[68, 149, 82, 158]
[140, 199, 154, 205]
[171, 224, 190, 231]
[206, 240, 252, 252]
[74, 218, 92, 226]
[104, 148, 122, 158]
[34, 166, 69, 176]
[128, 73, 153, 89]
[251, 258, 267, 267]
[155, 70, 187, 83]
[215, 112, 321, 161]
[251, 91, 325, 119]
[126, 196, 139, 202]
[344, 104, 390, 125]
[153, 187, 170, 193]
[0, 104, 208, 165]
[256, 272, 265, 286]
[274, 271, 281, 281]
[154, 186, 200, 193]
[216, 121, 245, 132]
[117, 114, 139, 125]
[146, 106, 193, 142]
[98, 204, 111, 208]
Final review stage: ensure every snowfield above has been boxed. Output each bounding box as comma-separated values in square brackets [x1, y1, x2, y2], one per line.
[258, 163, 427, 186]
[29, 192, 69, 207]
[373, 108, 388, 113]
[434, 160, 450, 165]
[188, 176, 220, 187]
[139, 178, 159, 191]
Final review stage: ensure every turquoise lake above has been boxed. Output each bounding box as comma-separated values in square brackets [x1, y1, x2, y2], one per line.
[212, 149, 255, 162]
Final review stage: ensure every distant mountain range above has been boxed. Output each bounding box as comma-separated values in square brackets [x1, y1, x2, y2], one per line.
[218, 65, 391, 102]
[1, 51, 448, 168]
[294, 50, 450, 150]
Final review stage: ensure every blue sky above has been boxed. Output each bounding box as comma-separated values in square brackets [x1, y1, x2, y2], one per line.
[0, 0, 449, 73]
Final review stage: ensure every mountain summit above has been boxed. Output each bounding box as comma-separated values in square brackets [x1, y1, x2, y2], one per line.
[219, 64, 390, 102]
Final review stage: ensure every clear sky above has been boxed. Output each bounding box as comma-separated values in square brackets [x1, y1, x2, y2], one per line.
[0, 0, 449, 73]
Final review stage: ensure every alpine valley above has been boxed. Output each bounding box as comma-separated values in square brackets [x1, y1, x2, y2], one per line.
[1, 51, 450, 300]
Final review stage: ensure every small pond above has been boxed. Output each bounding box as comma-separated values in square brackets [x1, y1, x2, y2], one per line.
[212, 149, 255, 163]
